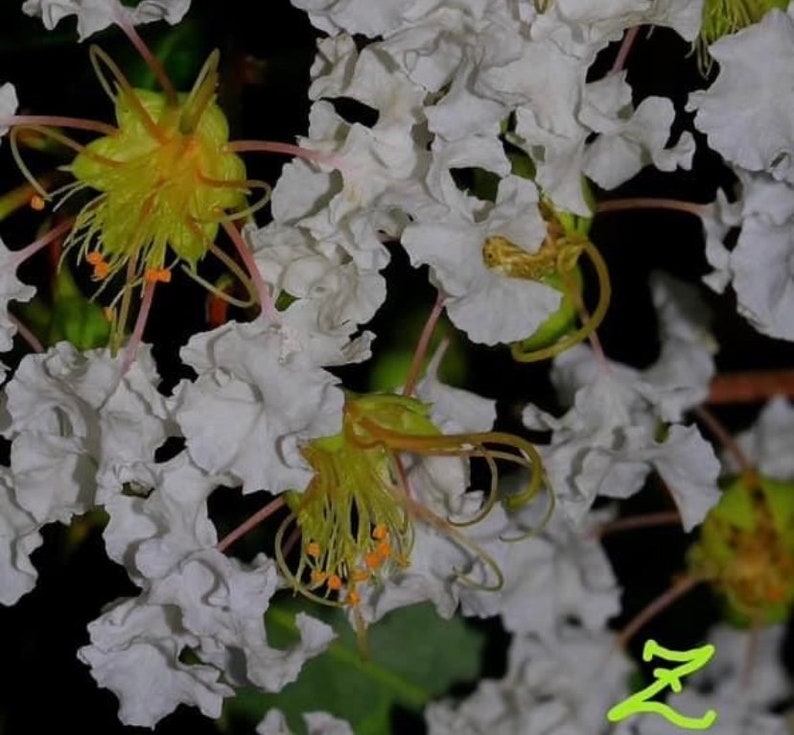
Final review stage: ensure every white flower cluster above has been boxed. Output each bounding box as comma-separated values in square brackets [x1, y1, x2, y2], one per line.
[0, 0, 792, 732]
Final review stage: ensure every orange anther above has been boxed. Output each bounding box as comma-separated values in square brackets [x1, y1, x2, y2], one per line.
[306, 542, 321, 558]
[310, 569, 326, 586]
[93, 261, 110, 279]
[144, 267, 172, 283]
[346, 590, 361, 606]
[30, 194, 46, 211]
[86, 251, 105, 265]
[372, 524, 388, 540]
[376, 541, 392, 559]
[351, 569, 369, 583]
[364, 552, 381, 569]
[327, 574, 343, 591]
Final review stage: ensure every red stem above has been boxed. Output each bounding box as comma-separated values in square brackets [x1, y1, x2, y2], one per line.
[593, 511, 682, 538]
[611, 26, 640, 74]
[692, 405, 755, 477]
[8, 313, 43, 353]
[221, 220, 278, 322]
[119, 279, 156, 376]
[226, 140, 338, 167]
[402, 290, 446, 397]
[216, 496, 286, 553]
[9, 219, 73, 269]
[708, 370, 794, 404]
[596, 198, 709, 217]
[1, 115, 117, 136]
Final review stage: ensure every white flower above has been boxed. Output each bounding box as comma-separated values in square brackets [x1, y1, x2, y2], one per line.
[426, 626, 632, 735]
[461, 497, 621, 639]
[402, 174, 561, 345]
[79, 552, 335, 727]
[79, 596, 234, 727]
[3, 343, 170, 524]
[0, 235, 35, 354]
[731, 397, 794, 479]
[523, 275, 719, 528]
[175, 318, 345, 495]
[258, 710, 355, 735]
[290, 0, 411, 37]
[688, 7, 794, 182]
[22, 0, 191, 41]
[0, 83, 18, 142]
[0, 465, 42, 605]
[701, 169, 794, 341]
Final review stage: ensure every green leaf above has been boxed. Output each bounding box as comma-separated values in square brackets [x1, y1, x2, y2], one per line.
[223, 599, 485, 735]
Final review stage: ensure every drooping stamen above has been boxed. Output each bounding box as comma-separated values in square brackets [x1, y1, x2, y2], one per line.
[511, 240, 611, 363]
[0, 115, 117, 136]
[195, 173, 272, 224]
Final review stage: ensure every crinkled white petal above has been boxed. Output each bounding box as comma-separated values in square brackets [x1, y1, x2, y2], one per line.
[4, 343, 171, 523]
[688, 8, 794, 181]
[0, 465, 42, 605]
[175, 319, 344, 494]
[258, 710, 355, 735]
[426, 626, 632, 735]
[461, 498, 621, 638]
[103, 451, 220, 581]
[732, 397, 794, 479]
[78, 597, 232, 727]
[584, 94, 695, 190]
[0, 236, 35, 354]
[290, 0, 410, 37]
[22, 0, 190, 41]
[147, 551, 335, 692]
[0, 83, 18, 142]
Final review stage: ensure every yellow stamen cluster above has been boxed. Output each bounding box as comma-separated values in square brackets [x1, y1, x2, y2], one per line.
[63, 49, 247, 298]
[276, 394, 549, 611]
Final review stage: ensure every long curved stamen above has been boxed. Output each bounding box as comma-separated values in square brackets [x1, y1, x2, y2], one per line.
[9, 218, 73, 269]
[511, 239, 611, 363]
[10, 126, 120, 200]
[179, 50, 220, 135]
[89, 46, 168, 144]
[499, 476, 556, 542]
[111, 4, 178, 105]
[225, 139, 338, 167]
[446, 443, 500, 528]
[596, 197, 709, 218]
[194, 173, 272, 224]
[1, 115, 117, 136]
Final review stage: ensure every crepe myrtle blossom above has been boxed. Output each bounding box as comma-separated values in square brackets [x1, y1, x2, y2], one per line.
[22, 0, 191, 41]
[402, 174, 562, 346]
[257, 709, 354, 735]
[701, 169, 794, 341]
[523, 273, 720, 529]
[425, 625, 632, 735]
[689, 6, 794, 182]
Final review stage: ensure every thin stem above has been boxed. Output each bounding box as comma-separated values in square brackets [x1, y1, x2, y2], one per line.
[216, 496, 286, 554]
[119, 279, 155, 376]
[593, 511, 682, 538]
[111, 255, 138, 356]
[403, 290, 446, 397]
[692, 405, 755, 477]
[9, 218, 73, 269]
[611, 26, 640, 74]
[708, 369, 794, 404]
[221, 220, 278, 322]
[739, 621, 762, 692]
[1, 115, 117, 136]
[226, 139, 338, 166]
[8, 313, 43, 353]
[617, 575, 702, 649]
[596, 198, 709, 217]
[112, 6, 177, 105]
